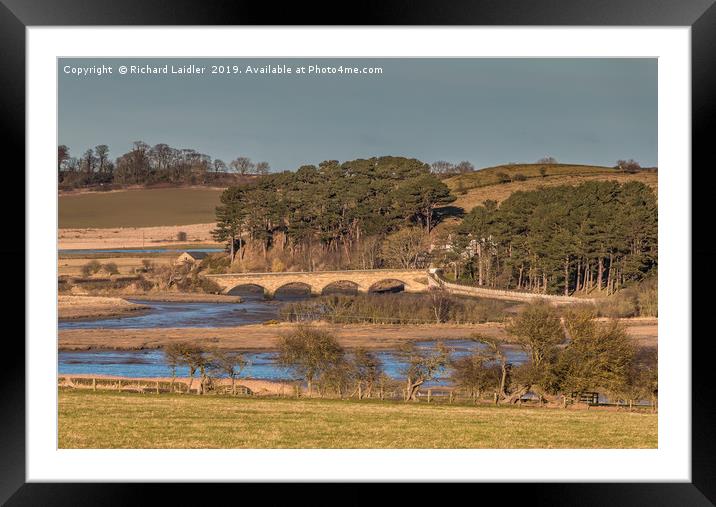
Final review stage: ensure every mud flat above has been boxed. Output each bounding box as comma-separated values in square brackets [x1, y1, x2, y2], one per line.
[122, 292, 242, 303]
[58, 316, 657, 351]
[58, 296, 149, 320]
[58, 322, 508, 351]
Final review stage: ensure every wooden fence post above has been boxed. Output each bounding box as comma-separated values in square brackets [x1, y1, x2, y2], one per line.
[118, 379, 122, 391]
[92, 378, 96, 391]
[156, 381, 160, 394]
[427, 389, 432, 403]
[449, 391, 453, 404]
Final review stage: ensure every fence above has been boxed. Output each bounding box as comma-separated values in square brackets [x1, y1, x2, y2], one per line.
[58, 376, 252, 396]
[59, 376, 653, 410]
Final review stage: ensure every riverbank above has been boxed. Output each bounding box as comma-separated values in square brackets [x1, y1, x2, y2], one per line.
[60, 290, 242, 304]
[58, 318, 656, 351]
[58, 296, 149, 320]
[58, 390, 658, 448]
[124, 292, 242, 303]
[59, 321, 507, 350]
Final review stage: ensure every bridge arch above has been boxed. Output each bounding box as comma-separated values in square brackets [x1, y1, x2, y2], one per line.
[225, 283, 268, 297]
[367, 279, 407, 293]
[273, 281, 315, 298]
[320, 280, 361, 296]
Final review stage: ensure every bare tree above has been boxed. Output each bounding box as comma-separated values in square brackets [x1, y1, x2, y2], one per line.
[58, 145, 69, 173]
[82, 148, 96, 174]
[380, 227, 429, 269]
[471, 335, 511, 400]
[615, 159, 642, 173]
[536, 156, 558, 164]
[397, 342, 449, 401]
[213, 159, 227, 173]
[162, 343, 205, 394]
[454, 161, 475, 173]
[230, 156, 254, 175]
[162, 343, 183, 393]
[255, 161, 270, 175]
[209, 349, 248, 395]
[431, 160, 454, 174]
[350, 348, 383, 399]
[94, 144, 110, 173]
[428, 289, 453, 323]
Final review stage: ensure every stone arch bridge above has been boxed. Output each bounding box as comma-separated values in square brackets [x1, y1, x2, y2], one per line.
[203, 269, 430, 297]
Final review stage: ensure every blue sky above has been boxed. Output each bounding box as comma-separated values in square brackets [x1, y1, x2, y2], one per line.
[59, 58, 657, 171]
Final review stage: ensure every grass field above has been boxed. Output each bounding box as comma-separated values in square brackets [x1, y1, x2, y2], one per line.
[445, 164, 658, 211]
[58, 254, 175, 276]
[59, 187, 224, 228]
[58, 390, 657, 449]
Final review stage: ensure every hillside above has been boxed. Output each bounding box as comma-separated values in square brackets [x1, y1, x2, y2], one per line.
[57, 164, 658, 230]
[444, 164, 657, 212]
[59, 187, 224, 228]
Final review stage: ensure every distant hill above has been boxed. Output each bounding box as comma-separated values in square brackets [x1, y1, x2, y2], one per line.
[444, 163, 657, 212]
[59, 187, 223, 228]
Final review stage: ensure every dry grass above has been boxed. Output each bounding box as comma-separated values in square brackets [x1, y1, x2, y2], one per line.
[58, 390, 658, 449]
[58, 321, 510, 351]
[58, 223, 219, 251]
[445, 164, 657, 211]
[58, 255, 175, 276]
[57, 319, 656, 351]
[59, 187, 223, 228]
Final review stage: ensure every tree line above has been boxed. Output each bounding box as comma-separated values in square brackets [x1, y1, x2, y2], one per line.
[161, 302, 656, 408]
[211, 156, 656, 297]
[58, 142, 270, 188]
[212, 156, 455, 269]
[438, 180, 657, 296]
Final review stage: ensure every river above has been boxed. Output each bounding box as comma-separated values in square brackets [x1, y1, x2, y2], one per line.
[59, 248, 224, 255]
[58, 294, 528, 384]
[58, 340, 527, 386]
[59, 297, 283, 330]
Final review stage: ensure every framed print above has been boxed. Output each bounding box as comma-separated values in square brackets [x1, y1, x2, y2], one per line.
[3, 0, 714, 504]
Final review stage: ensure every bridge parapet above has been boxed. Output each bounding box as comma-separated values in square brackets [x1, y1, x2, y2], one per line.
[203, 269, 429, 296]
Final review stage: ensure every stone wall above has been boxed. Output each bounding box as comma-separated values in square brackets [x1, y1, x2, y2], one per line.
[204, 269, 429, 296]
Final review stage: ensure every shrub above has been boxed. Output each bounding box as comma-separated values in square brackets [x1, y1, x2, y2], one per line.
[198, 253, 231, 274]
[539, 167, 548, 177]
[637, 278, 658, 317]
[496, 172, 511, 184]
[101, 262, 119, 275]
[176, 231, 188, 242]
[595, 278, 657, 318]
[80, 260, 102, 277]
[280, 293, 512, 324]
[513, 173, 527, 182]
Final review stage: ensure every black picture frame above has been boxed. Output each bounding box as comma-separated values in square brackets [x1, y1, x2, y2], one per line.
[2, 0, 713, 504]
